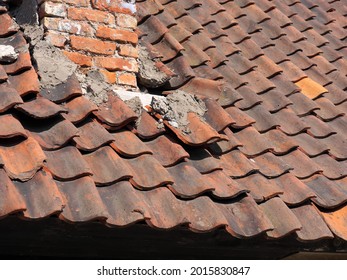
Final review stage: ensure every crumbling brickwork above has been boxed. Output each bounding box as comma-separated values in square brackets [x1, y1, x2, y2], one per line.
[39, 0, 138, 88]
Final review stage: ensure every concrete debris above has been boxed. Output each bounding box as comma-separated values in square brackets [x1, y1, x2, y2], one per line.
[151, 90, 207, 132]
[116, 89, 165, 108]
[124, 96, 143, 117]
[0, 45, 18, 63]
[77, 70, 112, 106]
[137, 46, 171, 88]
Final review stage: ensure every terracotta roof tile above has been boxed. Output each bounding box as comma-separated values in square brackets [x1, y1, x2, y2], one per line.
[1, 1, 347, 246]
[14, 170, 64, 219]
[45, 146, 92, 180]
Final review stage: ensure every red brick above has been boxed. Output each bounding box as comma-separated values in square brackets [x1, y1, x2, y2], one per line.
[46, 31, 67, 48]
[94, 57, 138, 72]
[63, 51, 92, 67]
[68, 7, 115, 24]
[118, 72, 137, 87]
[118, 44, 138, 58]
[116, 14, 137, 29]
[39, 2, 66, 18]
[43, 17, 93, 36]
[70, 36, 117, 55]
[91, 0, 136, 15]
[99, 69, 117, 84]
[96, 26, 138, 44]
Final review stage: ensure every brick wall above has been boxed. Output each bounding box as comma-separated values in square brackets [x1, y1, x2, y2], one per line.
[39, 0, 138, 88]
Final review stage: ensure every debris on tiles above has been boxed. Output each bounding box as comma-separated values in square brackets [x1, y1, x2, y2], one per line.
[151, 90, 207, 131]
[0, 45, 18, 63]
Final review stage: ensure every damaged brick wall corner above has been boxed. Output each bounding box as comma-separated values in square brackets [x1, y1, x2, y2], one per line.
[39, 0, 139, 89]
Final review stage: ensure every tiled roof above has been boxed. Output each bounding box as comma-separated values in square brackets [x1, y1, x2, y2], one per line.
[0, 0, 347, 244]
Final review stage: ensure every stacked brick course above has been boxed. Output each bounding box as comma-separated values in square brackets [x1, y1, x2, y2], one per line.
[39, 0, 138, 87]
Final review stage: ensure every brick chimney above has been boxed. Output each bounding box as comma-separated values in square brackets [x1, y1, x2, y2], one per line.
[39, 0, 138, 88]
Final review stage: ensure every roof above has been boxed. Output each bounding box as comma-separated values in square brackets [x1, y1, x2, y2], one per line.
[0, 0, 347, 246]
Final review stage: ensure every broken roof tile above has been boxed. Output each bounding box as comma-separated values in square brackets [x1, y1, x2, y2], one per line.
[45, 146, 92, 181]
[134, 110, 166, 139]
[2, 52, 32, 75]
[0, 137, 45, 181]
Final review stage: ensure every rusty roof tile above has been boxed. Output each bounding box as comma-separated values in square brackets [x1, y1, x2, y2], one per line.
[0, 137, 45, 181]
[312, 154, 347, 180]
[40, 74, 82, 103]
[235, 173, 283, 202]
[215, 64, 247, 89]
[186, 196, 228, 232]
[224, 25, 251, 44]
[220, 149, 258, 178]
[287, 92, 319, 116]
[263, 129, 298, 155]
[83, 146, 132, 186]
[0, 169, 26, 217]
[211, 10, 237, 29]
[225, 105, 256, 128]
[320, 206, 347, 241]
[152, 33, 184, 61]
[253, 55, 283, 79]
[0, 114, 27, 139]
[134, 110, 166, 139]
[292, 133, 329, 157]
[45, 146, 92, 181]
[176, 14, 203, 34]
[142, 187, 188, 229]
[15, 96, 67, 119]
[274, 173, 316, 206]
[221, 1, 246, 18]
[321, 134, 347, 160]
[226, 53, 257, 75]
[329, 116, 347, 137]
[274, 108, 310, 135]
[98, 180, 147, 226]
[0, 65, 8, 82]
[181, 40, 211, 67]
[62, 96, 98, 124]
[203, 98, 235, 132]
[137, 0, 164, 23]
[242, 70, 276, 94]
[234, 87, 262, 110]
[111, 129, 152, 157]
[278, 61, 307, 82]
[168, 25, 192, 43]
[165, 55, 195, 88]
[218, 195, 274, 238]
[192, 64, 223, 80]
[267, 7, 292, 27]
[253, 152, 292, 178]
[207, 127, 243, 155]
[301, 115, 336, 138]
[304, 175, 347, 208]
[203, 170, 247, 199]
[14, 170, 64, 219]
[246, 105, 279, 132]
[128, 154, 174, 189]
[281, 150, 323, 179]
[260, 197, 302, 238]
[205, 47, 228, 68]
[0, 13, 18, 36]
[145, 134, 188, 166]
[186, 147, 221, 174]
[155, 8, 177, 28]
[57, 176, 108, 223]
[2, 52, 32, 75]
[7, 68, 40, 97]
[167, 162, 214, 198]
[93, 95, 138, 128]
[0, 31, 27, 51]
[322, 84, 347, 105]
[235, 127, 274, 156]
[213, 36, 241, 57]
[291, 204, 334, 241]
[237, 38, 264, 60]
[139, 16, 168, 44]
[237, 16, 261, 34]
[74, 120, 114, 152]
[24, 117, 78, 150]
[258, 89, 293, 113]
